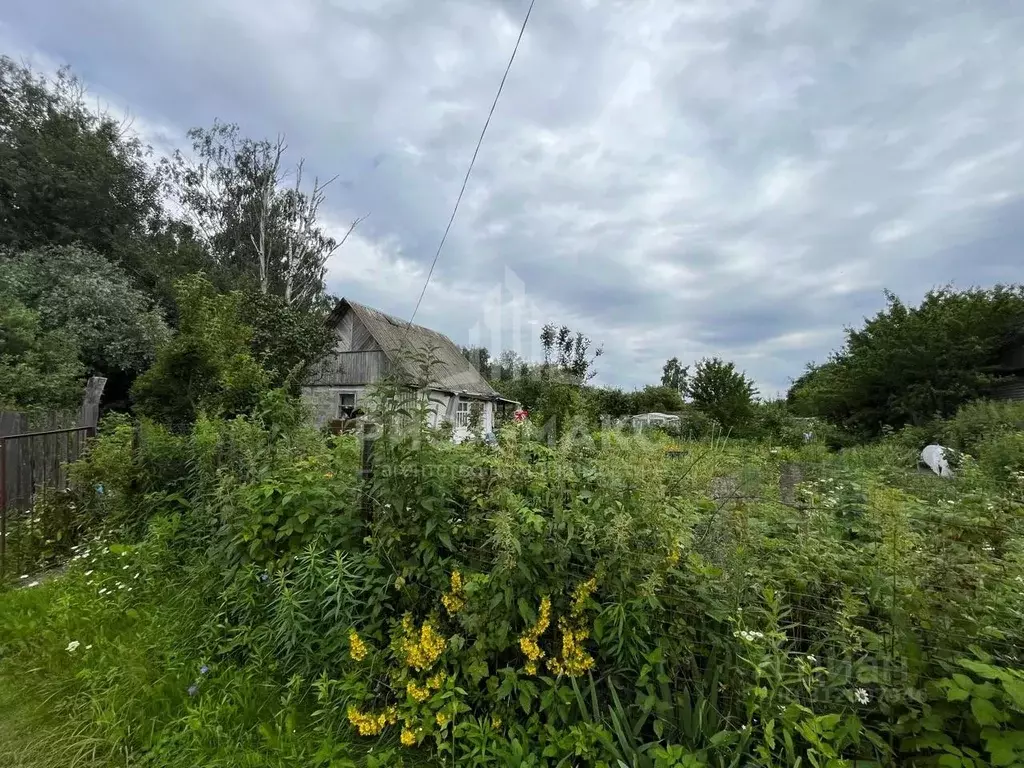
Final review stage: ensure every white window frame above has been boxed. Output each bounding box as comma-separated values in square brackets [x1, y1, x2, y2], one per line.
[454, 399, 472, 428]
[338, 391, 358, 418]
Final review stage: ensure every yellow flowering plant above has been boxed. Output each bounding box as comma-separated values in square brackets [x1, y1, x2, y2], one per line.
[441, 570, 466, 615]
[348, 629, 368, 662]
[518, 596, 551, 675]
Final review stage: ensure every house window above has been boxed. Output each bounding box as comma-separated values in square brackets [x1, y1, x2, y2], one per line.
[338, 392, 357, 418]
[454, 400, 471, 428]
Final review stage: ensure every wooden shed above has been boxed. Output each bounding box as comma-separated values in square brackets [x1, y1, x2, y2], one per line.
[303, 299, 517, 440]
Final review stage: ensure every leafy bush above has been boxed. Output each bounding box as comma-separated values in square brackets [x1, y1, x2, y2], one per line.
[687, 357, 758, 431]
[0, 295, 84, 411]
[940, 399, 1024, 455]
[790, 286, 1024, 438]
[0, 245, 171, 379]
[132, 274, 271, 426]
[5, 401, 1024, 767]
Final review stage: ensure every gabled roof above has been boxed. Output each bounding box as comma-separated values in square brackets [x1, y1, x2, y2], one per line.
[329, 298, 501, 398]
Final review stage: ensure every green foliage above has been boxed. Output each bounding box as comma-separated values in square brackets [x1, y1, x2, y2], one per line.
[631, 384, 686, 415]
[661, 357, 689, 393]
[0, 245, 170, 378]
[790, 286, 1024, 438]
[687, 357, 758, 431]
[940, 400, 1024, 455]
[132, 275, 271, 425]
[161, 120, 343, 309]
[0, 58, 160, 256]
[240, 291, 335, 391]
[6, 415, 1024, 766]
[540, 323, 603, 383]
[0, 295, 83, 411]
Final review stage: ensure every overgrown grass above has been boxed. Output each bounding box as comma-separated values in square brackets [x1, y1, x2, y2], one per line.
[2, 412, 1023, 767]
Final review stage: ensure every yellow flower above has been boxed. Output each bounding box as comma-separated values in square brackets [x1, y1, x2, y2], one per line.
[491, 716, 502, 729]
[401, 728, 416, 747]
[384, 706, 399, 725]
[441, 570, 466, 614]
[570, 577, 597, 618]
[548, 619, 595, 677]
[399, 616, 447, 671]
[407, 680, 431, 702]
[349, 630, 368, 662]
[426, 671, 445, 690]
[324, 472, 335, 479]
[518, 596, 551, 674]
[347, 705, 388, 736]
[436, 711, 449, 728]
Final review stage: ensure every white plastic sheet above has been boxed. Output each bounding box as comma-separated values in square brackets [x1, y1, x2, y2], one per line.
[920, 444, 954, 478]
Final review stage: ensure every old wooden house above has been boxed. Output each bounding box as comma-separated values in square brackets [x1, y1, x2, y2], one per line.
[302, 298, 517, 440]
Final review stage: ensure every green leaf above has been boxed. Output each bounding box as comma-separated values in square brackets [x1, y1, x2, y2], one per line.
[986, 736, 1018, 767]
[960, 659, 1000, 680]
[970, 697, 1003, 727]
[1001, 678, 1024, 711]
[947, 685, 971, 703]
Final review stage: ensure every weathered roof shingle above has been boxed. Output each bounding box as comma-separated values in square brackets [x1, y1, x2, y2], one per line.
[332, 299, 500, 398]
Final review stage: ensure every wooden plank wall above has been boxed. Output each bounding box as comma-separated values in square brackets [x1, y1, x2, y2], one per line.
[307, 351, 391, 386]
[0, 413, 93, 512]
[0, 376, 106, 514]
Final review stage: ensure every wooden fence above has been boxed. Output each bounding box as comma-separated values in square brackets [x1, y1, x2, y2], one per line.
[0, 377, 105, 575]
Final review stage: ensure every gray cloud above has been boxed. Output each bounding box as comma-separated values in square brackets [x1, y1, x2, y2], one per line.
[3, 0, 1024, 396]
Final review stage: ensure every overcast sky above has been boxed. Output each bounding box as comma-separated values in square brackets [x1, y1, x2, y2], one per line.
[3, 0, 1023, 395]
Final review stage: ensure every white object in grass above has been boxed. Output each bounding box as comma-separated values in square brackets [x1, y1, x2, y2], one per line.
[920, 444, 954, 478]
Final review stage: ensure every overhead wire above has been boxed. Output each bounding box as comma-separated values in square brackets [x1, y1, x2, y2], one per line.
[400, 0, 537, 342]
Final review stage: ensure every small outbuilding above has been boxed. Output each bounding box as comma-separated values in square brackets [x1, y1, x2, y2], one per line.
[303, 299, 518, 441]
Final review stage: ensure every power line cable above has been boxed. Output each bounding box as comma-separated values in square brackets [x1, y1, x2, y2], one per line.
[402, 0, 537, 334]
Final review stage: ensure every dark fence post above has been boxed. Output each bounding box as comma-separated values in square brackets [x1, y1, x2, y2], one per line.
[360, 421, 375, 516]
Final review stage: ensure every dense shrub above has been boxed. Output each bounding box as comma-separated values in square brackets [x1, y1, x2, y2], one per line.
[132, 275, 271, 426]
[0, 295, 84, 411]
[940, 399, 1024, 455]
[688, 357, 758, 431]
[790, 286, 1024, 438]
[4, 398, 1024, 767]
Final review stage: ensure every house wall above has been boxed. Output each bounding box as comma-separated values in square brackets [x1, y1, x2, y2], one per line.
[308, 350, 391, 386]
[334, 310, 380, 353]
[301, 387, 495, 438]
[301, 385, 369, 427]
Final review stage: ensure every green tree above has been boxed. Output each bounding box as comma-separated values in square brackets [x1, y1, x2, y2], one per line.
[590, 386, 632, 419]
[0, 245, 170, 378]
[131, 275, 269, 426]
[661, 357, 688, 393]
[789, 286, 1024, 438]
[162, 120, 360, 309]
[0, 58, 160, 256]
[0, 296, 83, 411]
[0, 57, 225, 314]
[460, 346, 491, 378]
[540, 323, 603, 383]
[630, 384, 685, 414]
[240, 291, 335, 392]
[687, 357, 758, 430]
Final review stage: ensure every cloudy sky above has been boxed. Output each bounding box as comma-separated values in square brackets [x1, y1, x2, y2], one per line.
[3, 0, 1023, 395]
